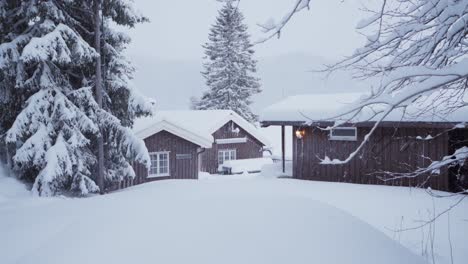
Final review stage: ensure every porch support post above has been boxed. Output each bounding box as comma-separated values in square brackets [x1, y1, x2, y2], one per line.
[281, 125, 285, 173]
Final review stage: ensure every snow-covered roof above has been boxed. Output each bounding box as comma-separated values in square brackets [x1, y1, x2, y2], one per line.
[261, 92, 468, 125]
[133, 110, 269, 148]
[261, 93, 363, 123]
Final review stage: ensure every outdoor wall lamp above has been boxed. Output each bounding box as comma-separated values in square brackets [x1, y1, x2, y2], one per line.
[295, 129, 306, 139]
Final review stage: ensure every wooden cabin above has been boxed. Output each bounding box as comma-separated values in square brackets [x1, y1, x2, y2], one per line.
[261, 93, 468, 192]
[132, 110, 269, 183]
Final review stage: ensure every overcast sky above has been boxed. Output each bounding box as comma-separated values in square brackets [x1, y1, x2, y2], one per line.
[126, 0, 373, 61]
[123, 0, 377, 116]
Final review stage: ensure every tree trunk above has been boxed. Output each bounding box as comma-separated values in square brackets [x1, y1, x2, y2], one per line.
[94, 0, 105, 194]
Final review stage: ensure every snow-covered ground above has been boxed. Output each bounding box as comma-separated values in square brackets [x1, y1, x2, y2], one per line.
[1, 167, 467, 264]
[0, 165, 30, 204]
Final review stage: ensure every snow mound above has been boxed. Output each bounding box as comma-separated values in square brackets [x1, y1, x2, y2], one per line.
[219, 157, 273, 173]
[260, 161, 293, 178]
[0, 180, 425, 264]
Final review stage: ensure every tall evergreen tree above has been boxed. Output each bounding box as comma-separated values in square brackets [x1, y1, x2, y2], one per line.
[0, 0, 153, 196]
[193, 0, 261, 123]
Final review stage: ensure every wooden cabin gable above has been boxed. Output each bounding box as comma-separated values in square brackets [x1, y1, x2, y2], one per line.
[200, 121, 265, 174]
[212, 121, 264, 146]
[134, 130, 200, 182]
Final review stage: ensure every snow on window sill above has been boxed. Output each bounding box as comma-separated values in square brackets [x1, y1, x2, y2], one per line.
[148, 174, 170, 178]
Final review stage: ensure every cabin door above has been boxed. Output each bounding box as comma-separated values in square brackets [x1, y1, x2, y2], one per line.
[175, 153, 195, 179]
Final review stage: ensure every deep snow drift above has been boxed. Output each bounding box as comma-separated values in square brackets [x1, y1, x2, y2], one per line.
[0, 165, 30, 203]
[1, 170, 467, 264]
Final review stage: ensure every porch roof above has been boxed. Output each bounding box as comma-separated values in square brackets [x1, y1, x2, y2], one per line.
[260, 92, 468, 128]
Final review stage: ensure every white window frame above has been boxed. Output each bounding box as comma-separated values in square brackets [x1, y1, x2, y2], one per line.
[218, 149, 237, 165]
[149, 151, 170, 177]
[329, 127, 357, 141]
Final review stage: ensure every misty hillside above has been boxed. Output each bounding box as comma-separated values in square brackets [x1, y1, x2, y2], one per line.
[130, 53, 368, 113]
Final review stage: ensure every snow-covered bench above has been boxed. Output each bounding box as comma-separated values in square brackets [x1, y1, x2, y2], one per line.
[218, 158, 273, 175]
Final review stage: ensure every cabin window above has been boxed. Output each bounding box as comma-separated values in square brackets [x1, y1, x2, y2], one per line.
[149, 152, 170, 177]
[218, 149, 237, 165]
[329, 127, 357, 141]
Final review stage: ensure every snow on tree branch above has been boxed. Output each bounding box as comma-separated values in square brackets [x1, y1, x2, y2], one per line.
[256, 0, 311, 44]
[103, 0, 149, 27]
[70, 87, 151, 170]
[0, 34, 31, 69]
[32, 133, 73, 197]
[6, 88, 99, 196]
[21, 23, 97, 65]
[98, 108, 151, 169]
[378, 146, 468, 183]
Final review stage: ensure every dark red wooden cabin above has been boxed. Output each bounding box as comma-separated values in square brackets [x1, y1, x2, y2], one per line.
[261, 93, 468, 192]
[132, 110, 269, 183]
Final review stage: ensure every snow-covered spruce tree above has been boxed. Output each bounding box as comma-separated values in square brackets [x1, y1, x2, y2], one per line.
[193, 0, 261, 123]
[0, 0, 152, 196]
